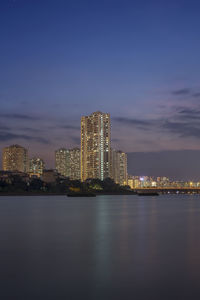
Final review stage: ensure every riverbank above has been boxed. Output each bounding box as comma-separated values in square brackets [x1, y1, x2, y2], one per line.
[0, 191, 137, 196]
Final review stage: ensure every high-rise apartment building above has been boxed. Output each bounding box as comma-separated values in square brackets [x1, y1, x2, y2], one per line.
[2, 144, 28, 173]
[29, 157, 45, 177]
[55, 148, 80, 179]
[69, 148, 80, 180]
[111, 149, 127, 186]
[55, 148, 70, 177]
[81, 111, 111, 181]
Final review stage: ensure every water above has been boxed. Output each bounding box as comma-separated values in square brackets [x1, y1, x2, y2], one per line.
[0, 195, 200, 300]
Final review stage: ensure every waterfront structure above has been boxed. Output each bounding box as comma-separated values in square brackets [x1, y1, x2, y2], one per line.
[2, 144, 28, 173]
[156, 177, 170, 187]
[132, 176, 140, 188]
[81, 111, 111, 181]
[55, 148, 70, 177]
[111, 149, 128, 186]
[29, 157, 45, 177]
[69, 148, 80, 180]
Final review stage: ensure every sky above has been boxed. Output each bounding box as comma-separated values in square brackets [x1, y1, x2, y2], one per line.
[1, 0, 200, 179]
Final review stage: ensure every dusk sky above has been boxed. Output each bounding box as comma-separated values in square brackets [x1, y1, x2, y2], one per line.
[1, 0, 200, 179]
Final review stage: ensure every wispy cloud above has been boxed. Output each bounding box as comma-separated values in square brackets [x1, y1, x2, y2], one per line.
[177, 108, 200, 120]
[19, 127, 42, 133]
[114, 104, 200, 140]
[0, 124, 10, 131]
[70, 136, 80, 145]
[59, 125, 80, 130]
[0, 113, 40, 121]
[171, 88, 200, 99]
[113, 117, 153, 128]
[0, 131, 50, 144]
[193, 92, 200, 98]
[172, 88, 191, 96]
[162, 120, 200, 138]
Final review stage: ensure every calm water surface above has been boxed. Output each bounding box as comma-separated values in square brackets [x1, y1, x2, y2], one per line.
[1, 195, 200, 299]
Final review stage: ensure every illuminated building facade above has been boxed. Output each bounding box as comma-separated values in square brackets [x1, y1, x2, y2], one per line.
[81, 111, 111, 181]
[55, 148, 80, 179]
[156, 177, 170, 187]
[2, 144, 28, 173]
[29, 157, 45, 177]
[55, 148, 70, 177]
[128, 176, 134, 189]
[69, 148, 80, 180]
[111, 149, 128, 186]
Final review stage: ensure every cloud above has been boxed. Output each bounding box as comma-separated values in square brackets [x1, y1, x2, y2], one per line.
[48, 124, 80, 131]
[0, 124, 10, 130]
[163, 120, 200, 138]
[177, 108, 200, 120]
[60, 125, 80, 130]
[114, 104, 200, 140]
[113, 117, 153, 129]
[193, 93, 200, 98]
[0, 131, 50, 144]
[70, 136, 80, 145]
[172, 88, 191, 96]
[0, 113, 40, 121]
[19, 127, 42, 133]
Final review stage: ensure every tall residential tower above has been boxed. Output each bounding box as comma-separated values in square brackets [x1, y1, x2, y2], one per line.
[81, 111, 111, 181]
[55, 148, 70, 177]
[111, 149, 128, 186]
[69, 148, 80, 180]
[55, 148, 80, 180]
[2, 144, 28, 173]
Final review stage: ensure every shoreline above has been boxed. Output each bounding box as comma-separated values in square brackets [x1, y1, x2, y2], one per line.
[0, 191, 137, 196]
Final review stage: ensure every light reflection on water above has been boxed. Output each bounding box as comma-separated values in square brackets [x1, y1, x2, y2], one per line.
[1, 195, 200, 299]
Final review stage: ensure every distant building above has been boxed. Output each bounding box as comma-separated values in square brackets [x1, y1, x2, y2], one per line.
[69, 148, 80, 180]
[81, 111, 111, 181]
[29, 158, 45, 177]
[111, 149, 128, 186]
[132, 177, 140, 188]
[55, 148, 70, 177]
[128, 176, 134, 189]
[2, 145, 28, 173]
[156, 176, 169, 187]
[55, 148, 80, 180]
[41, 169, 59, 183]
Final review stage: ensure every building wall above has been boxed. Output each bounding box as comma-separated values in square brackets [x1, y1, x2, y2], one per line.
[55, 148, 70, 177]
[69, 148, 80, 180]
[111, 149, 128, 186]
[55, 148, 80, 180]
[2, 145, 28, 173]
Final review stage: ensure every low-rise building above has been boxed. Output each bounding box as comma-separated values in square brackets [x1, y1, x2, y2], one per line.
[29, 157, 45, 177]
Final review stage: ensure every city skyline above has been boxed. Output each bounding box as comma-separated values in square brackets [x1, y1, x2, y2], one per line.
[1, 3, 200, 300]
[1, 110, 129, 185]
[2, 142, 200, 190]
[1, 0, 200, 179]
[2, 116, 200, 181]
